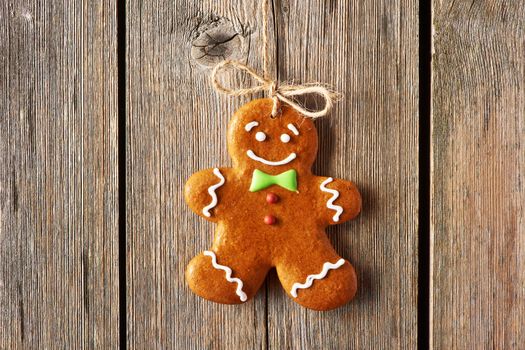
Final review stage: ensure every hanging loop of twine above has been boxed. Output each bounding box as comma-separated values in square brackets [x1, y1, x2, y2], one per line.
[211, 59, 336, 119]
[209, 0, 337, 119]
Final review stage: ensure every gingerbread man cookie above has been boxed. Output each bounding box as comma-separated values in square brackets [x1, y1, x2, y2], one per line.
[184, 99, 361, 311]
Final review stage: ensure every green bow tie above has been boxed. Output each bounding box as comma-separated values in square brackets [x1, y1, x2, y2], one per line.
[249, 169, 298, 192]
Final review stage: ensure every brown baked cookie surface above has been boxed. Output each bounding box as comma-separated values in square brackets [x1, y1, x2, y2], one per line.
[184, 98, 361, 311]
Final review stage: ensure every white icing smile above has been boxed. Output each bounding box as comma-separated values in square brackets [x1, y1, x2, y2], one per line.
[246, 150, 297, 166]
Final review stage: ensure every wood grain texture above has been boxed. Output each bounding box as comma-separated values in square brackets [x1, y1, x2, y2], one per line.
[127, 0, 418, 348]
[0, 1, 119, 348]
[431, 1, 525, 348]
[126, 1, 273, 348]
[266, 0, 419, 348]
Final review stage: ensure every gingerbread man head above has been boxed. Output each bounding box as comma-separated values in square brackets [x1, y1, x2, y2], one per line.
[185, 98, 361, 310]
[227, 100, 318, 176]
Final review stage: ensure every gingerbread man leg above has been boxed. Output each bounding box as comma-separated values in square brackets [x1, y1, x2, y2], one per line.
[275, 243, 357, 311]
[186, 240, 271, 304]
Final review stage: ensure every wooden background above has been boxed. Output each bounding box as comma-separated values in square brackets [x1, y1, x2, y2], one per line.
[0, 0, 523, 349]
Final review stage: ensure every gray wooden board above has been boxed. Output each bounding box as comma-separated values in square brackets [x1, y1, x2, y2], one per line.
[126, 1, 271, 348]
[3, 0, 525, 348]
[431, 1, 525, 348]
[266, 0, 419, 348]
[126, 0, 419, 348]
[0, 0, 119, 348]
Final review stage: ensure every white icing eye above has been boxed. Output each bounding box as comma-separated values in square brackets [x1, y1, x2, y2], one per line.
[280, 134, 291, 143]
[255, 131, 266, 142]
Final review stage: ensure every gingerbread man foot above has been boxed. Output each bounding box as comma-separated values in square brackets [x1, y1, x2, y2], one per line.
[280, 260, 357, 311]
[275, 243, 358, 310]
[185, 250, 269, 304]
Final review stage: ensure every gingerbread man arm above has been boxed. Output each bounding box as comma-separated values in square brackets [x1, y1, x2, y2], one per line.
[184, 167, 230, 222]
[316, 176, 361, 225]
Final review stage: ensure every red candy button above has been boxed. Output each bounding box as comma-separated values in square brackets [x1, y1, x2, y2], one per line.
[264, 215, 277, 225]
[266, 192, 279, 204]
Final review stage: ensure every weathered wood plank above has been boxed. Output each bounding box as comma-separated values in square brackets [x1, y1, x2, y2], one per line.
[431, 1, 525, 348]
[127, 0, 418, 348]
[126, 1, 272, 348]
[0, 0, 119, 348]
[266, 1, 419, 348]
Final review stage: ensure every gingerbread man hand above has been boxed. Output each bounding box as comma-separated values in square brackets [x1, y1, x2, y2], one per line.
[184, 99, 362, 310]
[316, 177, 361, 225]
[185, 167, 231, 222]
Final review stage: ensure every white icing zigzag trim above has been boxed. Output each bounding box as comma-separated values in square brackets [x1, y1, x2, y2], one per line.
[290, 258, 346, 298]
[202, 168, 225, 217]
[203, 250, 248, 302]
[320, 177, 344, 222]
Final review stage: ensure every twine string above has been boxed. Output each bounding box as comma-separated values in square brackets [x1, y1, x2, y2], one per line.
[210, 0, 336, 118]
[261, 0, 271, 79]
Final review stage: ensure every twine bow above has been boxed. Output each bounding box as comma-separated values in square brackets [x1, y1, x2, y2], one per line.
[210, 0, 337, 119]
[211, 60, 336, 118]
